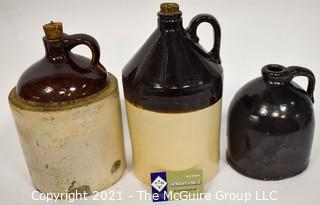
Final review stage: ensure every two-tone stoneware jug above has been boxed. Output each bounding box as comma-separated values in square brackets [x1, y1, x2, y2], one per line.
[123, 3, 223, 184]
[9, 22, 126, 196]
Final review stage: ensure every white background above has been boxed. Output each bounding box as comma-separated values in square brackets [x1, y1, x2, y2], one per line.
[0, 0, 319, 204]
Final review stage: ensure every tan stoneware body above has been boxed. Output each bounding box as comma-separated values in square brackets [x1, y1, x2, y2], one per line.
[9, 74, 126, 196]
[126, 100, 222, 185]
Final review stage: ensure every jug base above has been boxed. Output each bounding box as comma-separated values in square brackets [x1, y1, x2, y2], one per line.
[32, 165, 126, 199]
[226, 152, 308, 181]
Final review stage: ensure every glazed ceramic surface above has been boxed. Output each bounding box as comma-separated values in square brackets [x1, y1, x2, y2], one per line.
[123, 3, 223, 184]
[9, 22, 126, 196]
[9, 74, 126, 195]
[17, 22, 107, 103]
[227, 64, 315, 180]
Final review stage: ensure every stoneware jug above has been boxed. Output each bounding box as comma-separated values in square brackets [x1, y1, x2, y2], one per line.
[123, 3, 223, 184]
[227, 64, 315, 180]
[9, 22, 126, 196]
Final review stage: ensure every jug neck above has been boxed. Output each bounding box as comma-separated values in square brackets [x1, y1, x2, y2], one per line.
[43, 38, 67, 63]
[261, 64, 296, 86]
[158, 13, 184, 32]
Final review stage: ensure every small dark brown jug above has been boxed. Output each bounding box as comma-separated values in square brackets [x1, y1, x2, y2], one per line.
[227, 64, 315, 180]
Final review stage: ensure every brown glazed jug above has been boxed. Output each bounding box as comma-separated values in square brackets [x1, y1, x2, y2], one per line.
[123, 3, 223, 184]
[227, 64, 315, 180]
[9, 22, 126, 196]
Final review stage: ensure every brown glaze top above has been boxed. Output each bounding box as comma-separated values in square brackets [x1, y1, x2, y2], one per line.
[17, 22, 108, 103]
[122, 5, 223, 113]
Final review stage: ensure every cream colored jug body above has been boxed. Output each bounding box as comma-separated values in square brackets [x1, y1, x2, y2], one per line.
[126, 99, 222, 185]
[9, 74, 126, 196]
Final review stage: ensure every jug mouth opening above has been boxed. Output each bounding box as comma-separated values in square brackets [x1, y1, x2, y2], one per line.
[263, 64, 286, 73]
[262, 64, 288, 83]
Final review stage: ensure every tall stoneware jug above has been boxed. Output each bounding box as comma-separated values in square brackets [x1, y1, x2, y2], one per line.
[123, 3, 223, 184]
[9, 22, 126, 196]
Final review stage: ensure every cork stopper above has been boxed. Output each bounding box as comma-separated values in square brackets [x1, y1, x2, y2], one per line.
[160, 3, 181, 15]
[43, 21, 63, 40]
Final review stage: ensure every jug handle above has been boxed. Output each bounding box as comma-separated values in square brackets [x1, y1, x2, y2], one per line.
[187, 14, 221, 64]
[63, 34, 102, 70]
[286, 66, 315, 103]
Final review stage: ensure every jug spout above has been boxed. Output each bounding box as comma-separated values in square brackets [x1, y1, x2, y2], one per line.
[158, 3, 183, 32]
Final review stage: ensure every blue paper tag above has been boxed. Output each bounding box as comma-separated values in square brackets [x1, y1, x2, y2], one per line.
[150, 170, 203, 202]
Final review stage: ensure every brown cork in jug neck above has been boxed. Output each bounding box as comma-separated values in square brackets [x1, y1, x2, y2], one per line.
[160, 3, 181, 15]
[43, 21, 63, 41]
